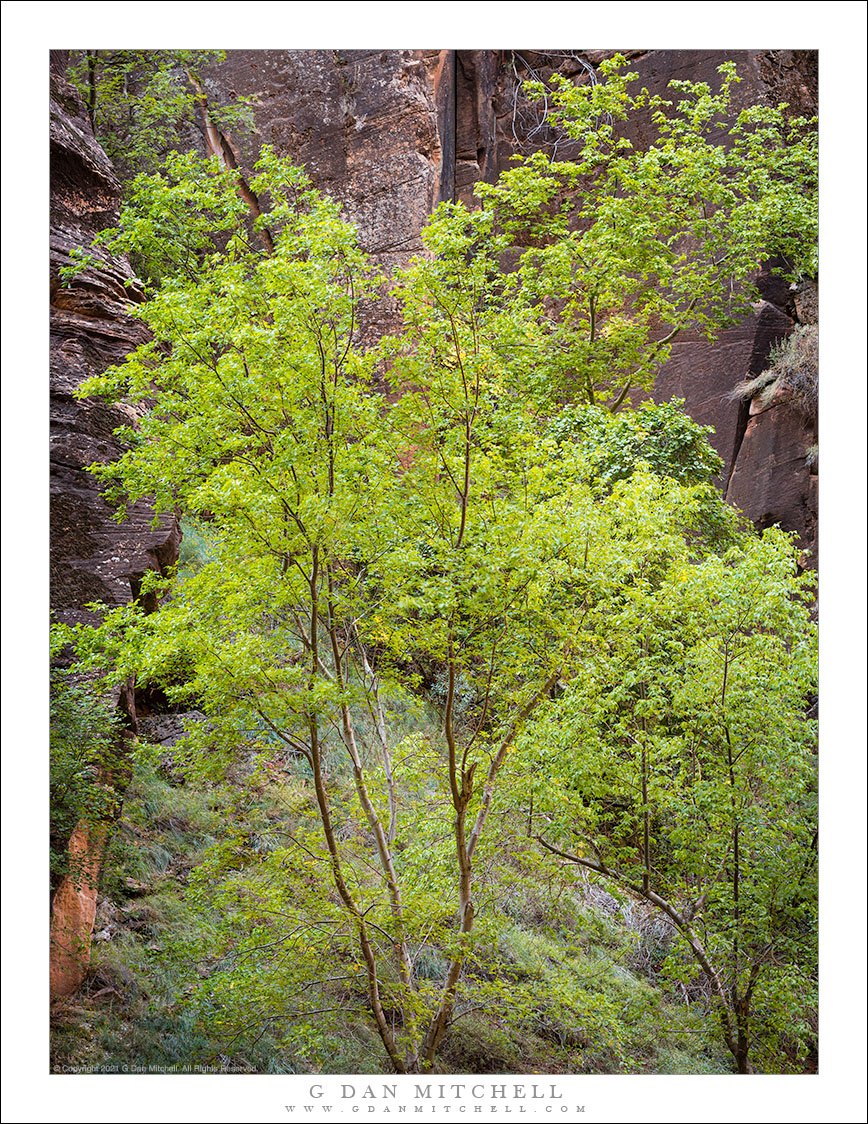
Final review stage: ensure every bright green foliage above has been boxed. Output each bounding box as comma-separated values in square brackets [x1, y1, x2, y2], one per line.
[546, 399, 735, 550]
[69, 149, 719, 1071]
[66, 56, 818, 1073]
[458, 57, 816, 408]
[515, 527, 817, 1072]
[63, 149, 255, 292]
[68, 50, 255, 181]
[50, 625, 124, 891]
[549, 398, 725, 488]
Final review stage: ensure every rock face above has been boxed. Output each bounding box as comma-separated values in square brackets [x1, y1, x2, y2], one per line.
[192, 50, 452, 347]
[726, 286, 819, 566]
[726, 388, 818, 559]
[200, 51, 447, 248]
[49, 821, 109, 1000]
[50, 55, 181, 629]
[49, 53, 180, 998]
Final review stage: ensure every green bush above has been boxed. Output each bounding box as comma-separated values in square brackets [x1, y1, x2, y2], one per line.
[549, 398, 725, 489]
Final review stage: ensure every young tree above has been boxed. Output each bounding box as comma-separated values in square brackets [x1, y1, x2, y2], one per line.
[65, 59, 817, 1072]
[467, 56, 817, 410]
[519, 525, 818, 1073]
[70, 148, 586, 1071]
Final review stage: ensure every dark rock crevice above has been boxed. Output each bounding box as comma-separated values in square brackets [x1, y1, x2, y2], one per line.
[723, 300, 795, 495]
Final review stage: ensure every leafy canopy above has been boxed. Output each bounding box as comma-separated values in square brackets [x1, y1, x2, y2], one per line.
[467, 56, 816, 408]
[517, 527, 817, 1072]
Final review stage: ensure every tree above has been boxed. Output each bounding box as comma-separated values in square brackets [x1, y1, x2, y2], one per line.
[520, 526, 817, 1073]
[65, 59, 817, 1072]
[71, 149, 592, 1070]
[469, 56, 817, 410]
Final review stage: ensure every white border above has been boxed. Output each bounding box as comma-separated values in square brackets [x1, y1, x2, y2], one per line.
[2, 3, 866, 1122]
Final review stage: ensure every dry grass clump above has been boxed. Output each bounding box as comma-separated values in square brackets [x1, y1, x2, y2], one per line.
[730, 324, 818, 419]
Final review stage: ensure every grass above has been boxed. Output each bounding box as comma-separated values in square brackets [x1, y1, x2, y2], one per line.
[51, 739, 731, 1077]
[51, 750, 303, 1074]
